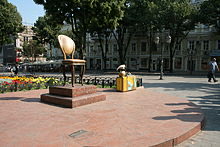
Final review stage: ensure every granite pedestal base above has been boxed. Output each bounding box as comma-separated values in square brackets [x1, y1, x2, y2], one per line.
[41, 85, 106, 108]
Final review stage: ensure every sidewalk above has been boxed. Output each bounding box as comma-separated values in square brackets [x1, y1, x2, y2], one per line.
[142, 75, 220, 146]
[0, 70, 218, 77]
[0, 87, 204, 146]
[1, 72, 219, 146]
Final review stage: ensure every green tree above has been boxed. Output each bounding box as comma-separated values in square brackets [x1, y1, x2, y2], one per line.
[33, 0, 125, 59]
[0, 0, 23, 47]
[112, 0, 161, 69]
[112, 0, 140, 65]
[88, 0, 125, 69]
[199, 0, 220, 34]
[159, 0, 199, 72]
[32, 15, 61, 59]
[129, 0, 161, 71]
[23, 40, 45, 62]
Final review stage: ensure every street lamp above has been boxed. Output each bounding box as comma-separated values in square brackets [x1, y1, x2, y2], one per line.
[154, 35, 171, 80]
[217, 8, 220, 32]
[187, 46, 198, 75]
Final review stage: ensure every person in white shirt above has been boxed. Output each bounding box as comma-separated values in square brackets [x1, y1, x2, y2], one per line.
[208, 58, 219, 82]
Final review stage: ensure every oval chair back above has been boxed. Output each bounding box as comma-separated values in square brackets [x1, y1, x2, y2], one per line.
[58, 35, 75, 60]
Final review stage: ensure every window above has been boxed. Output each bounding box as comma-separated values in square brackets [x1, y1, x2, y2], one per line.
[175, 43, 181, 55]
[141, 42, 147, 52]
[218, 40, 220, 50]
[131, 43, 136, 52]
[23, 36, 28, 42]
[113, 58, 118, 69]
[189, 41, 195, 50]
[176, 43, 181, 51]
[203, 40, 209, 50]
[174, 57, 182, 69]
[201, 58, 208, 70]
[141, 58, 147, 68]
[113, 44, 117, 52]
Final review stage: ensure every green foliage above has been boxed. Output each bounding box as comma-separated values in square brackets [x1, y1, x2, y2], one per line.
[111, 0, 140, 65]
[199, 0, 220, 33]
[0, 0, 23, 46]
[89, 0, 125, 32]
[159, 0, 198, 33]
[32, 15, 61, 58]
[22, 40, 46, 61]
[157, 0, 199, 72]
[33, 15, 61, 46]
[33, 0, 125, 59]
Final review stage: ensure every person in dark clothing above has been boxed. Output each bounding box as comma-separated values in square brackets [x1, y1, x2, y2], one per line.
[208, 58, 219, 82]
[13, 64, 18, 76]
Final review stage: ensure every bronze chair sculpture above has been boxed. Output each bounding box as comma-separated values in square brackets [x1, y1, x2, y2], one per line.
[58, 35, 86, 87]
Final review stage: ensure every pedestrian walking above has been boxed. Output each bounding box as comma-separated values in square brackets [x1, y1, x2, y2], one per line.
[14, 64, 18, 76]
[207, 58, 219, 82]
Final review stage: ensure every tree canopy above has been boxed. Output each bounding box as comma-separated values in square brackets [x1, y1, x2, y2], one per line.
[157, 0, 199, 72]
[0, 0, 23, 46]
[33, 15, 61, 45]
[33, 15, 61, 58]
[199, 0, 220, 34]
[22, 40, 45, 62]
[33, 0, 202, 73]
[33, 0, 125, 58]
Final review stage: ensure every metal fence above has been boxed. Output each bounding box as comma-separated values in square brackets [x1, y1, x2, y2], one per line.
[0, 75, 143, 93]
[41, 75, 143, 88]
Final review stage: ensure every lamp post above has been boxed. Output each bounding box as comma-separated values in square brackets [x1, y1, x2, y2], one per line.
[187, 48, 194, 75]
[154, 35, 171, 80]
[217, 8, 220, 33]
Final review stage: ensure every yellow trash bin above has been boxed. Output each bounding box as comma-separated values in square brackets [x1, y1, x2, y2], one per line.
[116, 76, 136, 92]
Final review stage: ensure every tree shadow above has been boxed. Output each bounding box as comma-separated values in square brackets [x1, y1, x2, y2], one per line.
[153, 102, 204, 123]
[144, 82, 220, 92]
[99, 88, 117, 92]
[21, 98, 40, 102]
[0, 96, 40, 103]
[0, 97, 23, 100]
[143, 81, 220, 131]
[153, 114, 203, 123]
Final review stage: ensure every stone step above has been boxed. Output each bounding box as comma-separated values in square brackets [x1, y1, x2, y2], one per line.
[49, 85, 97, 97]
[41, 92, 106, 108]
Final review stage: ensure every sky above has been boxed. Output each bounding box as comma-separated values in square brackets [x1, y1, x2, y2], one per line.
[8, 0, 45, 25]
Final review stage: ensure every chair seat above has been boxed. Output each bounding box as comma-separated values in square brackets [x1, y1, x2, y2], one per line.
[62, 59, 86, 65]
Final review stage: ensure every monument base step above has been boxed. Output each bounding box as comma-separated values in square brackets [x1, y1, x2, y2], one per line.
[49, 85, 97, 97]
[41, 92, 106, 108]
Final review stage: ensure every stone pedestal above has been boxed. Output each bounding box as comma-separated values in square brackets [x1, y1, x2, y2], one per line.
[41, 85, 106, 108]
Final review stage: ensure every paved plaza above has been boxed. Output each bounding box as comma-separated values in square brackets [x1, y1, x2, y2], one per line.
[0, 72, 220, 146]
[141, 75, 220, 147]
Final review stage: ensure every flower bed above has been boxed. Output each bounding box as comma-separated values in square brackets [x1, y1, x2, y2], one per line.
[0, 76, 142, 93]
[0, 76, 63, 93]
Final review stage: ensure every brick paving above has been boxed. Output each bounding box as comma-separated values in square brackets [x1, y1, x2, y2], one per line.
[0, 84, 204, 146]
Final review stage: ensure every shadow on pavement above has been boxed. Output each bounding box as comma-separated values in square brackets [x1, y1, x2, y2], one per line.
[0, 96, 40, 103]
[143, 81, 220, 131]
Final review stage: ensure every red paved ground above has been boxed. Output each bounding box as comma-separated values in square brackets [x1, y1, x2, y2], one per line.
[0, 87, 204, 147]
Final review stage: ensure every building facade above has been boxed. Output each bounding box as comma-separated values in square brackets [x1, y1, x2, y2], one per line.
[85, 24, 220, 72]
[16, 25, 35, 63]
[83, 0, 219, 72]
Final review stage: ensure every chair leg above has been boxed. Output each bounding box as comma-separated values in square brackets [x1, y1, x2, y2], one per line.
[71, 65, 75, 87]
[62, 64, 66, 86]
[80, 65, 85, 86]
